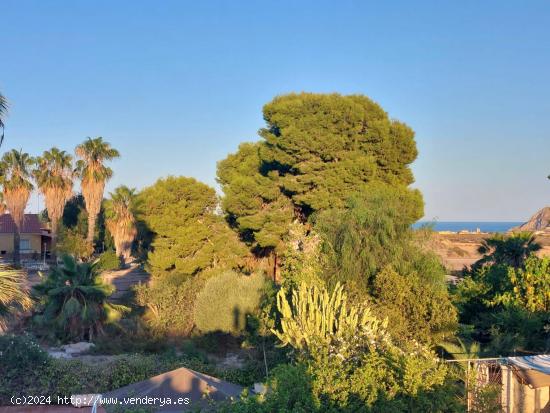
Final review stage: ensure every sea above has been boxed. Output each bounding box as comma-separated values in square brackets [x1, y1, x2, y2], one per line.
[412, 221, 523, 233]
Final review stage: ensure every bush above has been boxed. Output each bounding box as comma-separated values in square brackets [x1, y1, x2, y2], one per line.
[194, 271, 266, 334]
[271, 282, 450, 410]
[135, 272, 206, 336]
[0, 334, 51, 402]
[215, 364, 318, 413]
[96, 250, 121, 272]
[0, 334, 256, 405]
[56, 227, 93, 260]
[372, 266, 457, 346]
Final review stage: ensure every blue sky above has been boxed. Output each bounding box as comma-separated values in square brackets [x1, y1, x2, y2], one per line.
[1, 0, 549, 221]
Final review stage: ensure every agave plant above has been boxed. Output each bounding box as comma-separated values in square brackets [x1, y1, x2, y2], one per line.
[32, 255, 127, 341]
[0, 264, 31, 328]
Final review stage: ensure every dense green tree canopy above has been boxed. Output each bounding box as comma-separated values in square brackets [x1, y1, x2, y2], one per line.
[217, 142, 294, 251]
[139, 176, 248, 276]
[217, 93, 421, 257]
[259, 93, 418, 213]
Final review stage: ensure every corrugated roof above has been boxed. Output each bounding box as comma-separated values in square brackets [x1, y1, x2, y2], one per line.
[0, 214, 44, 234]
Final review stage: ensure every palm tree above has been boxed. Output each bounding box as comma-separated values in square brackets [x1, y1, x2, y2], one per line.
[0, 265, 30, 329]
[104, 186, 140, 264]
[33, 148, 74, 252]
[0, 150, 35, 267]
[32, 254, 127, 340]
[440, 338, 481, 368]
[0, 92, 7, 145]
[476, 232, 541, 269]
[75, 137, 120, 249]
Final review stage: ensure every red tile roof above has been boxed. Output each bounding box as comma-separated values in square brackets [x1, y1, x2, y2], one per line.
[0, 213, 44, 234]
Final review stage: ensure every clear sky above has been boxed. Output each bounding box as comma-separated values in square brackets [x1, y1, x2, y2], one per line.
[1, 0, 549, 221]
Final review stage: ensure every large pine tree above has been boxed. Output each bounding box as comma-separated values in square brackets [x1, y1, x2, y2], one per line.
[217, 93, 423, 276]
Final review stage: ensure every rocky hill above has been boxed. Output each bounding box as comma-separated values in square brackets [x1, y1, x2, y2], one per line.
[511, 207, 550, 232]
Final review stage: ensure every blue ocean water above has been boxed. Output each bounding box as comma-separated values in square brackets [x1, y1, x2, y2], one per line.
[413, 221, 523, 233]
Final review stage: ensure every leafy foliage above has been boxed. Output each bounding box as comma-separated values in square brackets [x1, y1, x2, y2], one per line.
[269, 282, 451, 411]
[217, 142, 294, 251]
[96, 249, 121, 272]
[0, 334, 51, 402]
[135, 272, 206, 336]
[259, 93, 418, 214]
[217, 93, 422, 272]
[372, 266, 457, 346]
[492, 255, 550, 312]
[316, 183, 423, 291]
[56, 226, 93, 260]
[278, 223, 324, 288]
[194, 271, 266, 334]
[32, 255, 127, 341]
[215, 364, 319, 413]
[311, 186, 456, 346]
[453, 254, 550, 354]
[0, 334, 254, 405]
[139, 176, 248, 276]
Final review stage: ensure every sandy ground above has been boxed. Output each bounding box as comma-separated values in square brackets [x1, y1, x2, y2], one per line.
[430, 233, 550, 273]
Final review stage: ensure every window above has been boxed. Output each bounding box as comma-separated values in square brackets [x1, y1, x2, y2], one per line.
[20, 239, 31, 251]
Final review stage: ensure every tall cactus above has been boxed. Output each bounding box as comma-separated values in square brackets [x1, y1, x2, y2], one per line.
[273, 282, 389, 352]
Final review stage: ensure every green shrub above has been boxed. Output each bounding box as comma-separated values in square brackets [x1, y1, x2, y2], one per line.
[194, 271, 266, 334]
[56, 227, 93, 260]
[215, 364, 318, 413]
[0, 334, 52, 402]
[96, 250, 121, 272]
[135, 272, 206, 336]
[271, 282, 450, 410]
[0, 337, 255, 405]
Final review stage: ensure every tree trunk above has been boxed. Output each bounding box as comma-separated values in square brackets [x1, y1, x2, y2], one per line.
[272, 251, 278, 283]
[50, 217, 58, 261]
[13, 227, 20, 268]
[87, 213, 96, 249]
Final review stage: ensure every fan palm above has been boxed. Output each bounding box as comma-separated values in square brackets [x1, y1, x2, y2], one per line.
[440, 338, 481, 367]
[0, 150, 35, 267]
[104, 186, 141, 264]
[75, 137, 120, 249]
[0, 265, 31, 328]
[476, 232, 541, 269]
[32, 254, 127, 341]
[0, 92, 7, 145]
[33, 148, 74, 251]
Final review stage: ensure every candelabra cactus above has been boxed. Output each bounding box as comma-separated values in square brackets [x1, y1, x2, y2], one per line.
[272, 282, 389, 352]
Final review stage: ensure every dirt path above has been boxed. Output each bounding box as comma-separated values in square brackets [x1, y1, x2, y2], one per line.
[101, 264, 150, 302]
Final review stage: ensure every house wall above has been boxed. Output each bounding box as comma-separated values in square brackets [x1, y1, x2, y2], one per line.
[0, 233, 43, 256]
[501, 366, 550, 412]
